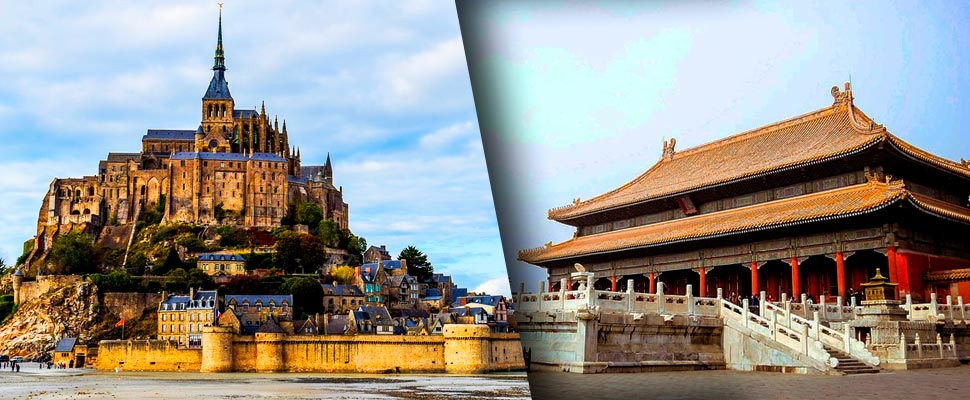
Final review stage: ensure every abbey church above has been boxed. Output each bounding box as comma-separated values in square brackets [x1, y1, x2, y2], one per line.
[24, 9, 348, 271]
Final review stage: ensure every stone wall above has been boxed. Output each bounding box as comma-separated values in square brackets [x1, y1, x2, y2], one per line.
[103, 292, 162, 321]
[95, 340, 202, 371]
[17, 275, 83, 303]
[97, 326, 525, 373]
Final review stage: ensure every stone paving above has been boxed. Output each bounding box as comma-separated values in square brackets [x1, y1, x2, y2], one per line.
[527, 365, 970, 400]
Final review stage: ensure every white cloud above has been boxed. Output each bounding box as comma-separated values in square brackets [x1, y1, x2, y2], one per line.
[379, 37, 470, 108]
[419, 121, 476, 149]
[473, 277, 512, 298]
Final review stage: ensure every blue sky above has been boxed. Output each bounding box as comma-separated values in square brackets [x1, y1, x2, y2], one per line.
[0, 1, 511, 296]
[457, 1, 970, 292]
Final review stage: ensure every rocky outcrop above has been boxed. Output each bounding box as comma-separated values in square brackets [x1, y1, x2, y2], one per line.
[0, 276, 103, 360]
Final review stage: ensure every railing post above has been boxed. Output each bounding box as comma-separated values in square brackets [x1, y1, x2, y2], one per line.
[946, 295, 954, 321]
[812, 311, 820, 339]
[915, 333, 923, 359]
[760, 290, 767, 318]
[657, 282, 666, 315]
[850, 294, 856, 308]
[937, 334, 944, 359]
[586, 274, 596, 309]
[559, 278, 567, 309]
[742, 298, 749, 328]
[537, 280, 544, 310]
[930, 293, 938, 319]
[836, 296, 844, 320]
[770, 315, 778, 341]
[951, 333, 957, 358]
[626, 279, 634, 312]
[781, 293, 788, 303]
[819, 295, 827, 321]
[960, 296, 966, 321]
[905, 294, 913, 320]
[785, 301, 793, 329]
[687, 284, 695, 315]
[716, 288, 723, 301]
[843, 323, 852, 352]
[800, 323, 809, 354]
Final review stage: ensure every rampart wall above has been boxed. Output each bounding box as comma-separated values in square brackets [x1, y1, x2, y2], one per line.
[96, 325, 524, 374]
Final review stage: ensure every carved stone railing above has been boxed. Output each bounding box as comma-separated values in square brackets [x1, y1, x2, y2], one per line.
[514, 279, 720, 318]
[720, 298, 836, 368]
[761, 297, 879, 366]
[884, 333, 958, 363]
[903, 294, 969, 323]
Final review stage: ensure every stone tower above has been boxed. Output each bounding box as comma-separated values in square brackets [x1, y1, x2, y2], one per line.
[198, 5, 235, 153]
[12, 267, 23, 305]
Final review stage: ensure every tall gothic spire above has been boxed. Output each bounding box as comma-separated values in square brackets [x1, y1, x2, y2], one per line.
[213, 5, 226, 71]
[204, 5, 231, 99]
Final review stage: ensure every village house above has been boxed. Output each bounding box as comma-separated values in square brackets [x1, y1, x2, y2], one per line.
[349, 305, 395, 335]
[197, 253, 246, 283]
[157, 288, 218, 348]
[356, 263, 390, 305]
[363, 244, 392, 264]
[321, 283, 365, 314]
[224, 294, 293, 334]
[388, 274, 420, 309]
[52, 337, 87, 368]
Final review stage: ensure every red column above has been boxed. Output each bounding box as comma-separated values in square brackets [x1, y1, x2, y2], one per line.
[649, 272, 657, 294]
[836, 251, 846, 298]
[887, 246, 898, 284]
[698, 268, 707, 297]
[750, 261, 759, 297]
[791, 256, 801, 299]
[610, 275, 618, 292]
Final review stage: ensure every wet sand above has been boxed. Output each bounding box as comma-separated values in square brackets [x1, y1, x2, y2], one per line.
[0, 363, 531, 399]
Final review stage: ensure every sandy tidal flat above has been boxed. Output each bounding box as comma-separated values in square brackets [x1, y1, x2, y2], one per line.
[0, 363, 531, 399]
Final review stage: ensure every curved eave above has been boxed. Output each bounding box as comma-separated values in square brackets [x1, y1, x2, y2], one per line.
[523, 181, 907, 265]
[550, 137, 885, 225]
[884, 134, 970, 180]
[906, 193, 970, 225]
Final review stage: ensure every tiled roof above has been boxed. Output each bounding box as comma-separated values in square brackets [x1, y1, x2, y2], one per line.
[548, 93, 970, 221]
[321, 284, 364, 296]
[106, 153, 141, 162]
[204, 70, 232, 99]
[233, 109, 258, 119]
[54, 337, 78, 352]
[226, 294, 292, 305]
[143, 129, 195, 141]
[256, 317, 284, 333]
[924, 268, 970, 282]
[522, 179, 939, 264]
[198, 253, 246, 262]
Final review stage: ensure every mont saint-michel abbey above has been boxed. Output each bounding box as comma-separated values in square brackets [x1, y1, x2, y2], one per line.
[31, 10, 347, 266]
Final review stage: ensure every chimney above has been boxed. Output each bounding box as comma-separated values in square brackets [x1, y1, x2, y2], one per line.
[355, 266, 361, 277]
[189, 287, 195, 299]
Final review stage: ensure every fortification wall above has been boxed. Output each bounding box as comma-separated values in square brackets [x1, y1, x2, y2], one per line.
[98, 327, 524, 373]
[96, 340, 202, 371]
[103, 292, 162, 321]
[18, 275, 83, 301]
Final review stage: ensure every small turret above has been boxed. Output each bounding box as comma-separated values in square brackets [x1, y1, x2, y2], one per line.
[12, 267, 24, 305]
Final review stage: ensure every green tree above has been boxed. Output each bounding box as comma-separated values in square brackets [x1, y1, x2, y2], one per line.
[346, 234, 367, 266]
[272, 231, 326, 274]
[295, 201, 323, 228]
[153, 247, 183, 276]
[318, 218, 341, 247]
[221, 274, 264, 295]
[176, 233, 207, 253]
[330, 265, 357, 285]
[398, 245, 433, 281]
[48, 231, 102, 275]
[280, 276, 323, 318]
[163, 268, 189, 293]
[88, 270, 138, 293]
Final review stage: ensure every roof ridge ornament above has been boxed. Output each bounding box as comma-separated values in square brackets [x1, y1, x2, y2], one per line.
[662, 137, 677, 160]
[961, 158, 969, 168]
[831, 82, 852, 106]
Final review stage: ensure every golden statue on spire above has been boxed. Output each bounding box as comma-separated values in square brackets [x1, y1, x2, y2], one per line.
[218, 3, 223, 10]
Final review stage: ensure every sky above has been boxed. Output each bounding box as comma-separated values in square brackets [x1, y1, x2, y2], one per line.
[456, 0, 970, 293]
[0, 1, 511, 296]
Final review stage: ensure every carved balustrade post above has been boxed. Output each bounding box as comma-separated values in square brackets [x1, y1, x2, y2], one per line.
[687, 284, 695, 315]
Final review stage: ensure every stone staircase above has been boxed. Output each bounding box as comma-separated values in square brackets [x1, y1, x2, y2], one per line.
[823, 345, 880, 374]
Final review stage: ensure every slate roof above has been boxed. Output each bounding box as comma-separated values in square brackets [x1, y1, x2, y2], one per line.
[143, 129, 196, 141]
[391, 309, 430, 319]
[381, 260, 404, 270]
[226, 294, 292, 306]
[521, 179, 970, 263]
[204, 70, 232, 99]
[106, 153, 141, 163]
[359, 263, 381, 283]
[326, 315, 351, 334]
[54, 337, 78, 352]
[464, 295, 505, 306]
[547, 89, 970, 222]
[233, 109, 258, 119]
[198, 253, 246, 262]
[256, 317, 284, 333]
[170, 152, 285, 162]
[356, 306, 394, 327]
[322, 284, 364, 296]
